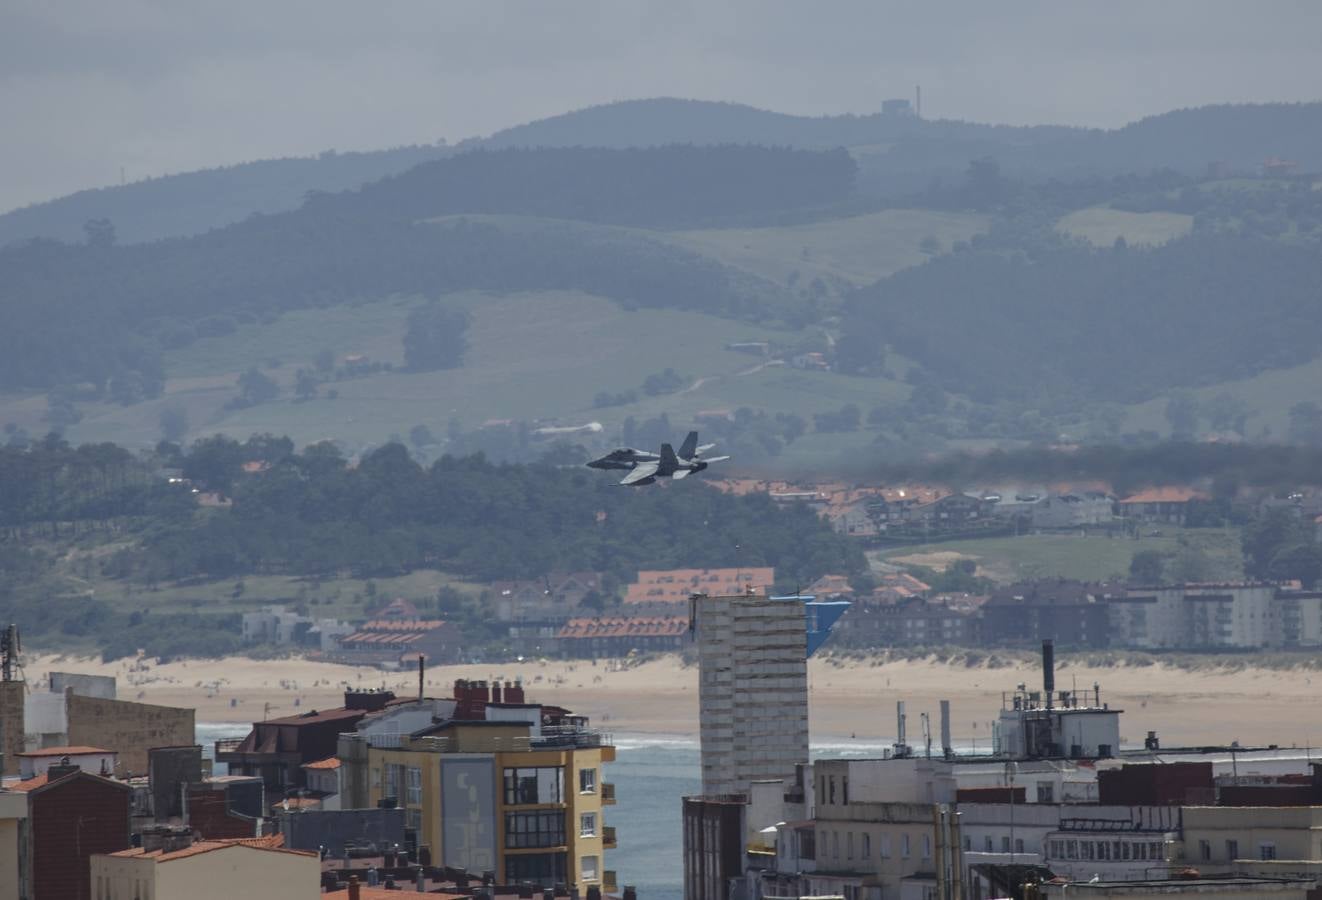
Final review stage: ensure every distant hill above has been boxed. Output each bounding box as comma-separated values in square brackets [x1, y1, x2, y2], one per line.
[0, 144, 452, 246]
[6, 99, 1321, 247]
[2, 147, 845, 391]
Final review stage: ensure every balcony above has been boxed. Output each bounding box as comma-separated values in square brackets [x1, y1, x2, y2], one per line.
[214, 738, 245, 756]
[601, 783, 616, 805]
[603, 871, 619, 893]
[533, 726, 613, 750]
[603, 825, 617, 849]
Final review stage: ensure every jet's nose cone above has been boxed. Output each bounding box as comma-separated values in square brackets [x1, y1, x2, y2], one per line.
[586, 459, 605, 469]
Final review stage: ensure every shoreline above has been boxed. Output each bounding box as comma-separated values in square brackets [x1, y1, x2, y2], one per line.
[26, 652, 1322, 749]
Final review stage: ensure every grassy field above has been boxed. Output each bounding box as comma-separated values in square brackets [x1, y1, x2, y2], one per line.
[1119, 354, 1322, 440]
[0, 287, 922, 471]
[35, 291, 791, 451]
[47, 539, 483, 622]
[873, 526, 1244, 585]
[670, 209, 990, 288]
[1056, 207, 1193, 247]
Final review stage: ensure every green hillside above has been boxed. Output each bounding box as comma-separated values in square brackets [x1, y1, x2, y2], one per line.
[671, 209, 990, 287]
[1056, 207, 1193, 246]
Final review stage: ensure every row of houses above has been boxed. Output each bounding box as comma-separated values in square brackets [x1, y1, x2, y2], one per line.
[823, 577, 1322, 651]
[710, 478, 1216, 541]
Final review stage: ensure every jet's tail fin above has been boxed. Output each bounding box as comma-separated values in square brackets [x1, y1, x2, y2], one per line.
[679, 431, 699, 460]
[660, 443, 680, 469]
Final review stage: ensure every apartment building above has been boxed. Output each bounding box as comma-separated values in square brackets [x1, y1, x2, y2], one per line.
[341, 691, 616, 891]
[1182, 806, 1322, 880]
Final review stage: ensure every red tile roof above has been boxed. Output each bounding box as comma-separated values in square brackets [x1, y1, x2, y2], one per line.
[302, 756, 341, 771]
[9, 773, 48, 792]
[108, 836, 307, 863]
[557, 617, 689, 640]
[1119, 486, 1209, 504]
[16, 745, 112, 757]
[624, 567, 774, 604]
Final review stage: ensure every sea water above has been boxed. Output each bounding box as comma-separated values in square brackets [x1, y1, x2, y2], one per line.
[198, 724, 892, 900]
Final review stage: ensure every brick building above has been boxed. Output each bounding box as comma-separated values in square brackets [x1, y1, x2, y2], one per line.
[15, 764, 132, 899]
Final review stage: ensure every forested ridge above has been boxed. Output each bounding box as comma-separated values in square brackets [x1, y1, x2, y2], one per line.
[845, 230, 1322, 405]
[0, 434, 866, 584]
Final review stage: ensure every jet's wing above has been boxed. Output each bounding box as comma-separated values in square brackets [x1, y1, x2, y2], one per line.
[620, 462, 659, 485]
[672, 469, 691, 480]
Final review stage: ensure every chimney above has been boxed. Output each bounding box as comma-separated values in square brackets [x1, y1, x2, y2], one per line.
[624, 886, 638, 900]
[939, 699, 953, 759]
[417, 867, 426, 892]
[491, 680, 503, 704]
[418, 655, 424, 701]
[348, 876, 361, 900]
[46, 761, 81, 782]
[587, 886, 602, 900]
[505, 678, 525, 705]
[1042, 640, 1055, 709]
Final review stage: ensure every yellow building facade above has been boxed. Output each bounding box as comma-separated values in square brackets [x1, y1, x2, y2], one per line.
[363, 720, 616, 890]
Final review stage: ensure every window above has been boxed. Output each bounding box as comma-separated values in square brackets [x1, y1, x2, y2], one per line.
[1016, 838, 1024, 854]
[384, 763, 403, 803]
[847, 832, 854, 859]
[581, 855, 599, 881]
[843, 776, 849, 805]
[1199, 839, 1211, 861]
[406, 808, 422, 831]
[1226, 840, 1239, 860]
[1150, 841, 1163, 860]
[902, 834, 911, 858]
[505, 811, 567, 849]
[504, 766, 564, 805]
[829, 777, 836, 805]
[580, 812, 597, 838]
[922, 834, 931, 859]
[406, 766, 422, 806]
[506, 852, 567, 884]
[1036, 782, 1054, 803]
[579, 768, 597, 793]
[863, 834, 871, 859]
[833, 831, 840, 860]
[879, 834, 892, 859]
[984, 836, 993, 852]
[1260, 842, 1277, 861]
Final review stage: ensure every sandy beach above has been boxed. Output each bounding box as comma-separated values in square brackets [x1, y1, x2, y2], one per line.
[24, 652, 1322, 750]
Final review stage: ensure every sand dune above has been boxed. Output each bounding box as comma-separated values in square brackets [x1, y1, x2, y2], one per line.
[24, 652, 1322, 750]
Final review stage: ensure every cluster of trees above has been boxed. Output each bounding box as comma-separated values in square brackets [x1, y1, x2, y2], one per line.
[1242, 509, 1322, 589]
[129, 439, 865, 585]
[844, 231, 1322, 405]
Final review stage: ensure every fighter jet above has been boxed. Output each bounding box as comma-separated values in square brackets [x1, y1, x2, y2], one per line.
[586, 431, 728, 486]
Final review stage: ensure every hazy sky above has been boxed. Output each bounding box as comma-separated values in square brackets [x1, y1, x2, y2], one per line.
[3, 0, 1321, 213]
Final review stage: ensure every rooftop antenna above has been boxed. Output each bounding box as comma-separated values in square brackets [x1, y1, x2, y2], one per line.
[921, 712, 932, 759]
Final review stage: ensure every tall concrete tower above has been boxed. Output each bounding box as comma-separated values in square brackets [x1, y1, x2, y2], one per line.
[694, 593, 810, 796]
